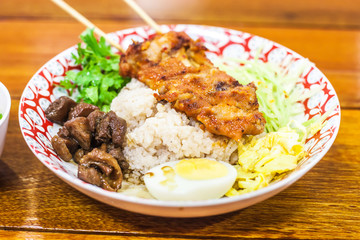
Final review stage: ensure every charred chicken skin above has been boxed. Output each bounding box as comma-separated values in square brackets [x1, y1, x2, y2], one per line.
[120, 31, 265, 140]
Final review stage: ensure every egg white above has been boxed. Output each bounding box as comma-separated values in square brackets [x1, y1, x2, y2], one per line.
[144, 159, 237, 201]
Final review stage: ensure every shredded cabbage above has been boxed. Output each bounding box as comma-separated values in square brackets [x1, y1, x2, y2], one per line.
[213, 57, 332, 196]
[213, 57, 322, 133]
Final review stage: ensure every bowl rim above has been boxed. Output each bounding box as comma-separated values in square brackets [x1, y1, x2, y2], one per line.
[18, 24, 341, 209]
[0, 81, 11, 126]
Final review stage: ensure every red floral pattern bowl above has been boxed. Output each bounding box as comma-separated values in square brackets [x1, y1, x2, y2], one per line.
[19, 25, 340, 217]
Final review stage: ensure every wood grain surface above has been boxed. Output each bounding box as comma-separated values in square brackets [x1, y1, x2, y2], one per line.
[1, 0, 360, 29]
[0, 0, 359, 239]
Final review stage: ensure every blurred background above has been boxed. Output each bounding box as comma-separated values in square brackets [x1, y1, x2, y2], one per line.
[2, 0, 360, 28]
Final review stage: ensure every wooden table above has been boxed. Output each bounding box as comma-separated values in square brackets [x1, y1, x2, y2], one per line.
[0, 0, 359, 239]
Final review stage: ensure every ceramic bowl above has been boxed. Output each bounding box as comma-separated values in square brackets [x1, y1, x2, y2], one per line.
[0, 81, 11, 157]
[19, 25, 340, 217]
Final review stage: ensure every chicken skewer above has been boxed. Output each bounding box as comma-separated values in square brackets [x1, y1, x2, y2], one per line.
[121, 2, 264, 139]
[120, 31, 266, 141]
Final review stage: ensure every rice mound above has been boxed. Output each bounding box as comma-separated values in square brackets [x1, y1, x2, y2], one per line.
[110, 79, 238, 184]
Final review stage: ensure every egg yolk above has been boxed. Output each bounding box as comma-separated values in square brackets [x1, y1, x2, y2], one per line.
[175, 158, 228, 180]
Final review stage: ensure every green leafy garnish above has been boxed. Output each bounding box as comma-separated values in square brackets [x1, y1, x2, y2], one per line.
[59, 28, 130, 111]
[0, 113, 2, 120]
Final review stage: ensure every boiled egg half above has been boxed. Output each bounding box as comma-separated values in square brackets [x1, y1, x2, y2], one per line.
[144, 158, 237, 201]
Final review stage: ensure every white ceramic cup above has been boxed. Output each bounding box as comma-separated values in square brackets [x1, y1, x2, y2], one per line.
[0, 81, 11, 157]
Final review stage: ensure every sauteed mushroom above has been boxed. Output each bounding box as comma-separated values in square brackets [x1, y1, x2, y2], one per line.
[68, 102, 99, 120]
[45, 96, 77, 125]
[46, 99, 128, 191]
[64, 117, 92, 150]
[78, 148, 123, 191]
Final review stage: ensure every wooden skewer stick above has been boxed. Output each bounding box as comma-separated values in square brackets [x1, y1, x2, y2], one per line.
[51, 0, 124, 52]
[123, 0, 163, 33]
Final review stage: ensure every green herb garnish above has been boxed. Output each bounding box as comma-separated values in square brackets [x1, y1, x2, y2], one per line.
[0, 113, 2, 120]
[59, 28, 130, 111]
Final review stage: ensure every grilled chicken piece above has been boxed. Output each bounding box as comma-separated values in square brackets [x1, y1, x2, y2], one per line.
[120, 31, 265, 140]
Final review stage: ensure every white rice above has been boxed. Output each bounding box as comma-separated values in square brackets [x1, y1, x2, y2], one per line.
[110, 79, 238, 186]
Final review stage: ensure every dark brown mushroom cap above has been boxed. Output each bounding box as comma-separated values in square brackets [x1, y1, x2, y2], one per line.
[108, 147, 126, 162]
[87, 110, 106, 132]
[64, 137, 79, 154]
[64, 117, 92, 150]
[95, 113, 112, 143]
[106, 143, 129, 172]
[78, 148, 123, 191]
[95, 111, 127, 147]
[68, 102, 99, 120]
[108, 111, 127, 147]
[45, 96, 77, 125]
[73, 148, 86, 164]
[57, 127, 70, 138]
[51, 135, 73, 162]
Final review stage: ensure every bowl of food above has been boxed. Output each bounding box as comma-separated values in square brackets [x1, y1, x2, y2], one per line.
[19, 24, 340, 217]
[0, 81, 11, 157]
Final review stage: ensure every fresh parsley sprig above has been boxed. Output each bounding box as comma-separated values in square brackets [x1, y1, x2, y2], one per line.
[60, 29, 130, 111]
